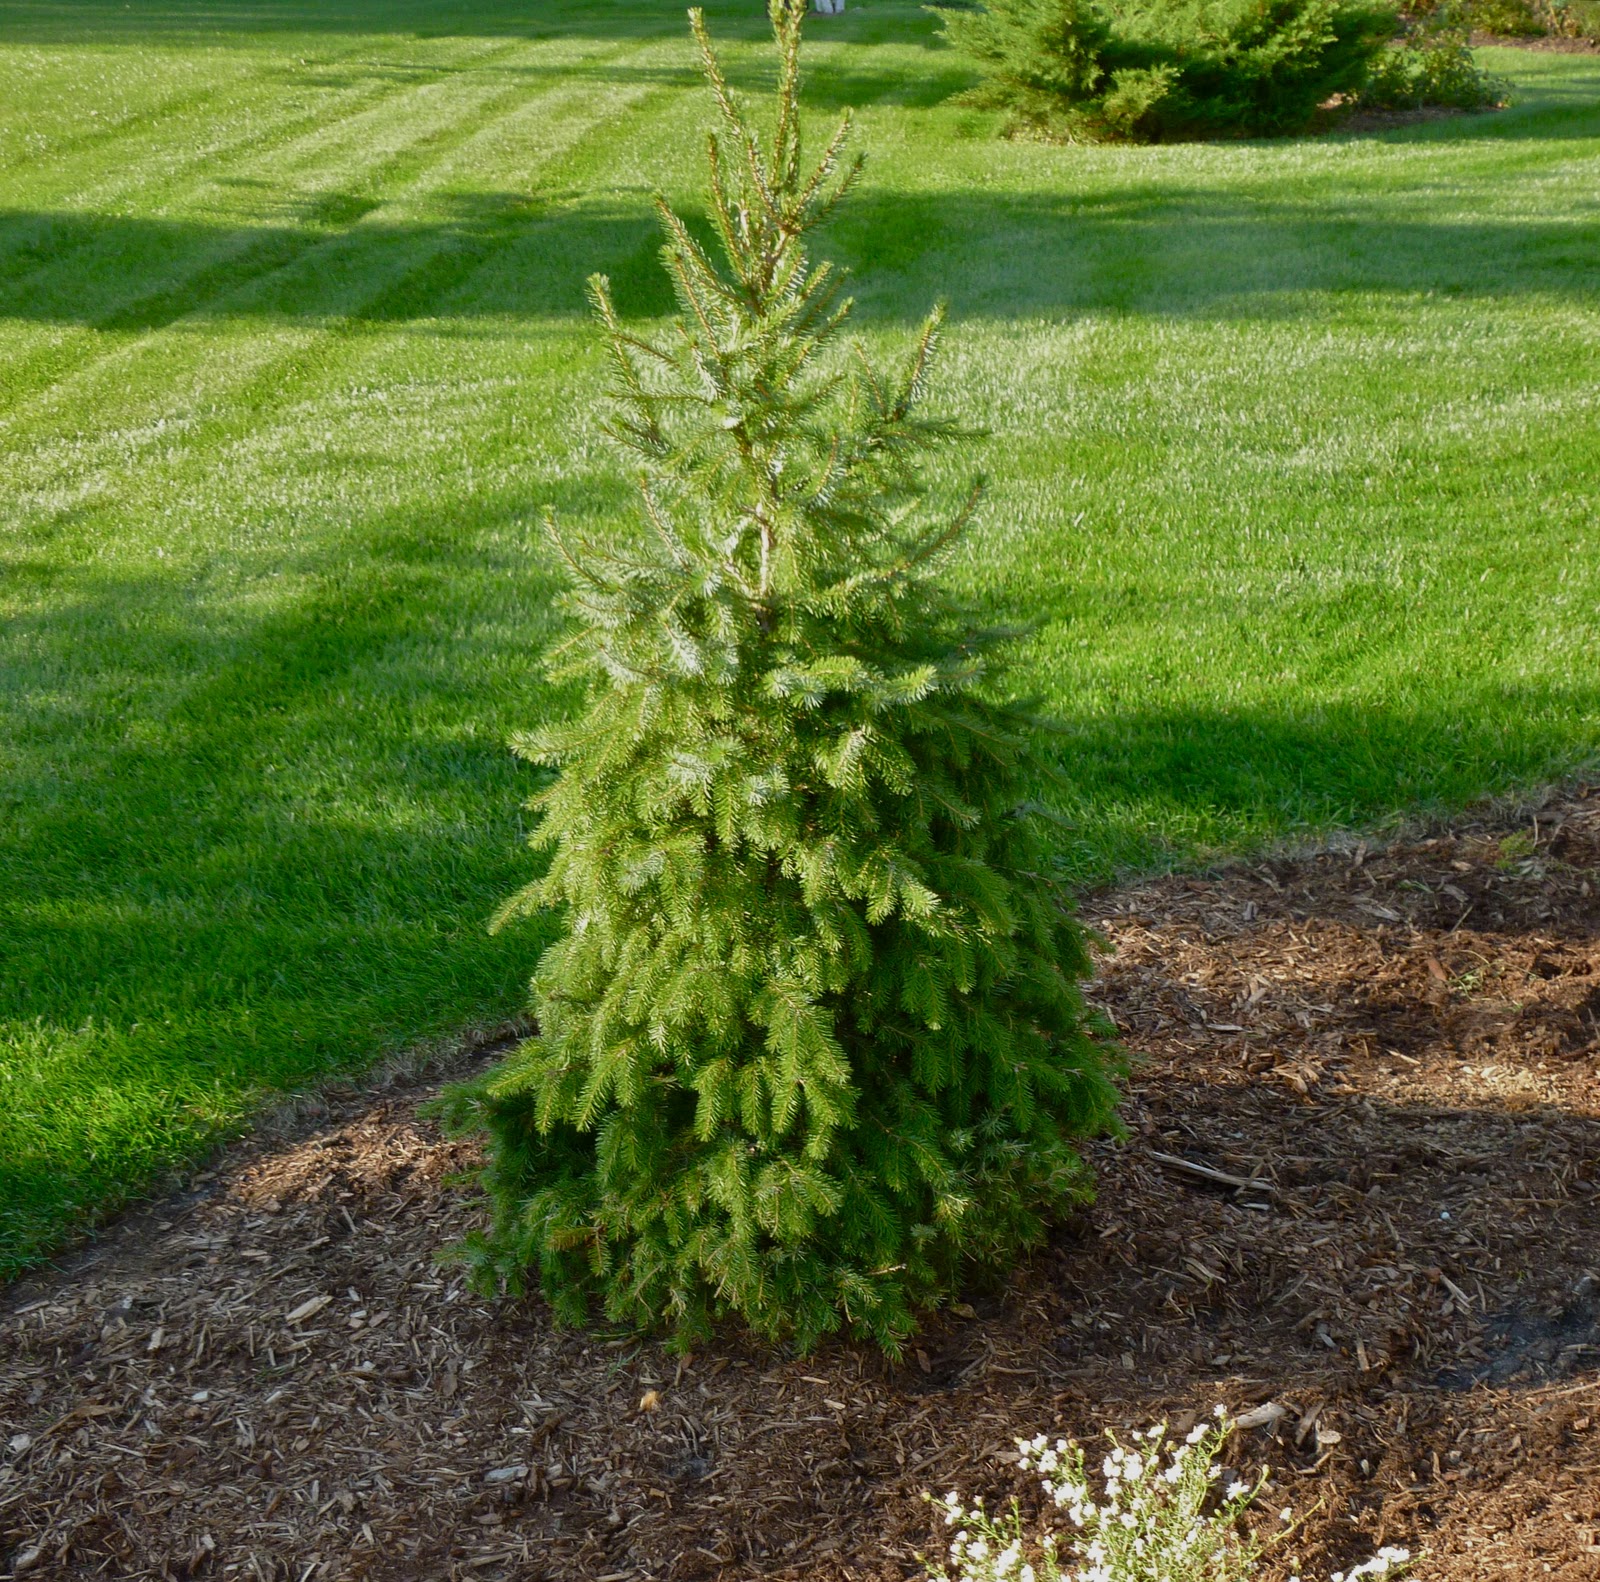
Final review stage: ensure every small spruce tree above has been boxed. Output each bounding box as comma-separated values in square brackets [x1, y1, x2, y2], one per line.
[442, 0, 1123, 1355]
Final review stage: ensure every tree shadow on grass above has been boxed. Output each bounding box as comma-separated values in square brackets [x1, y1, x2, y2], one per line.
[3, 167, 1598, 345]
[0, 193, 678, 334]
[0, 0, 939, 49]
[834, 181, 1600, 321]
[1039, 690, 1600, 884]
[0, 485, 605, 1274]
[0, 0, 781, 45]
[2, 475, 1595, 1265]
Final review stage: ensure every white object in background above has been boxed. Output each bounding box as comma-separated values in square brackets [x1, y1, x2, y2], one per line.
[813, 0, 844, 13]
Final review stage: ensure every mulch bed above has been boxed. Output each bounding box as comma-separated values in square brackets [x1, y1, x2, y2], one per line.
[1321, 103, 1484, 134]
[1470, 30, 1600, 51]
[3, 790, 1597, 1582]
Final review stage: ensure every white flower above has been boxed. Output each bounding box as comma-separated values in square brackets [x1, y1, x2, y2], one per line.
[1226, 1479, 1248, 1500]
[1214, 1404, 1228, 1418]
[1280, 1507, 1294, 1522]
[1186, 1424, 1208, 1445]
[1346, 1553, 1411, 1579]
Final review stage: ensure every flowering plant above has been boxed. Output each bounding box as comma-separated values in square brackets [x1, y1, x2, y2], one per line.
[924, 1410, 1412, 1582]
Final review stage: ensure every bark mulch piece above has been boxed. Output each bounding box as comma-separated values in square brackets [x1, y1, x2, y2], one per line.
[3, 790, 1597, 1582]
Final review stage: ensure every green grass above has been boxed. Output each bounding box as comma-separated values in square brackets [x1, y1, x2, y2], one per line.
[2, 0, 1598, 1277]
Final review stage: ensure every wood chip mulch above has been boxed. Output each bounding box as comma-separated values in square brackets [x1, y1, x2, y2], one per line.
[1470, 29, 1600, 51]
[3, 790, 1597, 1582]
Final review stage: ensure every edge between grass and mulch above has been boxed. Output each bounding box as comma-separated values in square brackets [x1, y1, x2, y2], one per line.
[7, 767, 1595, 1297]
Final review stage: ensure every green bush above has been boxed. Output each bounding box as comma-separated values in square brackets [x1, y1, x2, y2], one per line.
[1457, 0, 1545, 33]
[939, 0, 1399, 141]
[1357, 18, 1509, 107]
[439, 0, 1123, 1355]
[1567, 0, 1600, 35]
[1410, 0, 1600, 41]
[1485, 0, 1600, 34]
[1565, 0, 1600, 34]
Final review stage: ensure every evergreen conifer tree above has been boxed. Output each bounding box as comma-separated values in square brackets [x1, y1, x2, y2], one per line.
[442, 0, 1123, 1354]
[941, 0, 1396, 142]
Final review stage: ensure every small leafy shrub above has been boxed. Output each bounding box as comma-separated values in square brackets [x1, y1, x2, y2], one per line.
[1489, 0, 1600, 34]
[1550, 0, 1600, 37]
[939, 0, 1399, 142]
[1458, 0, 1546, 32]
[1356, 16, 1509, 108]
[924, 1412, 1414, 1582]
[1406, 0, 1600, 40]
[439, 0, 1122, 1356]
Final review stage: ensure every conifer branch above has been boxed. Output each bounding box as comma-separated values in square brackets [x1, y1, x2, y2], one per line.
[902, 479, 988, 574]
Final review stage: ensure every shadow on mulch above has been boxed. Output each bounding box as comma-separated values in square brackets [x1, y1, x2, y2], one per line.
[2, 791, 1597, 1582]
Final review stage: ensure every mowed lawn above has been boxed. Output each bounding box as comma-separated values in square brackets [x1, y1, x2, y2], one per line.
[3, 0, 1599, 1276]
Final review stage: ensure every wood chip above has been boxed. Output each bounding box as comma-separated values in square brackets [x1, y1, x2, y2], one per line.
[1148, 1150, 1271, 1195]
[1235, 1402, 1290, 1431]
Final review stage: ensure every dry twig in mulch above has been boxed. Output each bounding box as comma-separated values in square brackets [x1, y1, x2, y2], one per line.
[3, 790, 1597, 1582]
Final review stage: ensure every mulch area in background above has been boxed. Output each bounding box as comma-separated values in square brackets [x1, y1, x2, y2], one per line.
[1315, 96, 1481, 133]
[1470, 30, 1600, 51]
[2, 789, 1597, 1582]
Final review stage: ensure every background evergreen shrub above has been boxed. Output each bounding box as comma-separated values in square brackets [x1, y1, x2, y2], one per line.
[441, 0, 1123, 1354]
[940, 0, 1398, 141]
